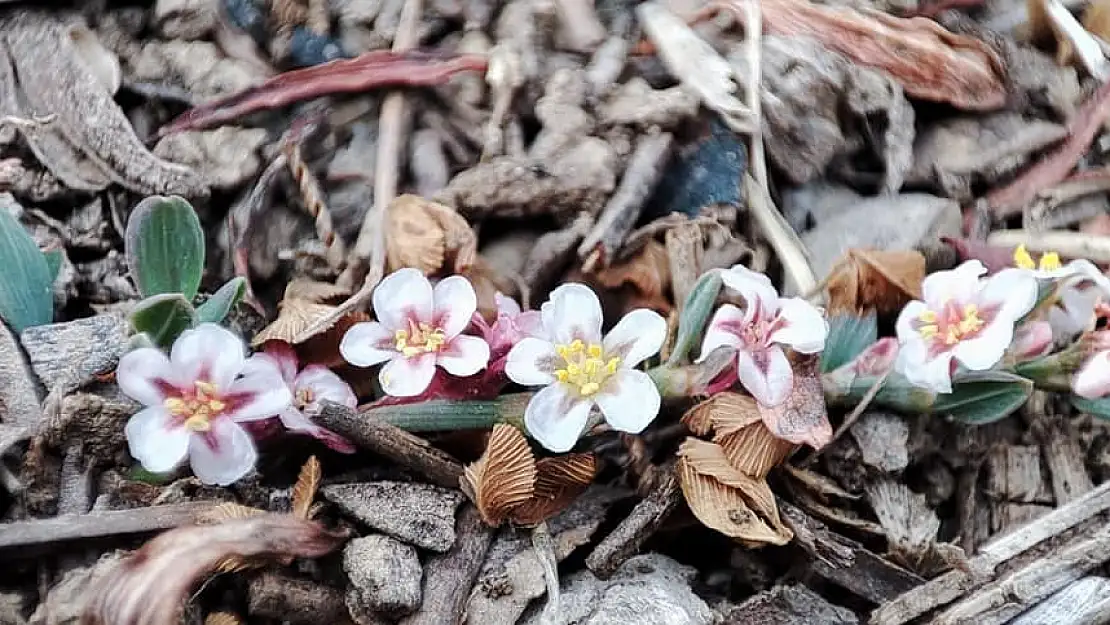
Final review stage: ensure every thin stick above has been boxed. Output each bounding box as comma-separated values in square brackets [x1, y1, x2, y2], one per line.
[744, 174, 818, 294]
[0, 502, 215, 554]
[739, 0, 767, 195]
[986, 229, 1110, 264]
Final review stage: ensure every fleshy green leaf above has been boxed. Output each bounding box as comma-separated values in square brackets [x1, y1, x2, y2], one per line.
[934, 370, 1033, 424]
[0, 208, 53, 332]
[1071, 395, 1110, 420]
[125, 195, 205, 300]
[43, 249, 63, 282]
[667, 270, 723, 366]
[129, 293, 197, 348]
[820, 313, 878, 373]
[196, 277, 247, 324]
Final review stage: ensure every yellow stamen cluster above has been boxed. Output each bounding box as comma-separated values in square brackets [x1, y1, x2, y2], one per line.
[917, 304, 985, 345]
[164, 380, 226, 432]
[395, 321, 447, 358]
[553, 339, 620, 397]
[1014, 244, 1062, 272]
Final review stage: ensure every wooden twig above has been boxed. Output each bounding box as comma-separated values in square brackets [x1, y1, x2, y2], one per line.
[312, 401, 463, 489]
[283, 111, 346, 270]
[986, 229, 1110, 264]
[578, 131, 674, 271]
[399, 505, 494, 625]
[871, 478, 1110, 624]
[744, 174, 817, 295]
[584, 464, 682, 579]
[0, 501, 215, 554]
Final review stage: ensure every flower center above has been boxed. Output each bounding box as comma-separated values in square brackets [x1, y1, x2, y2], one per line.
[164, 380, 226, 432]
[395, 319, 447, 358]
[916, 301, 985, 346]
[553, 339, 621, 397]
[1014, 244, 1061, 272]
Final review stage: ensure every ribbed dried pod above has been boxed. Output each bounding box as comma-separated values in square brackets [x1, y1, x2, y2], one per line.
[386, 194, 478, 275]
[681, 392, 763, 437]
[511, 453, 599, 526]
[461, 424, 537, 527]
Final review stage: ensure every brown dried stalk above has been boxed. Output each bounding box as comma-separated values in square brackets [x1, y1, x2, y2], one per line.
[283, 116, 346, 270]
[988, 79, 1110, 217]
[717, 0, 1007, 111]
[80, 515, 347, 625]
[159, 51, 488, 135]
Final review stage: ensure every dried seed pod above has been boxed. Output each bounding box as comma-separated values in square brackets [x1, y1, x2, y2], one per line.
[461, 424, 537, 527]
[385, 194, 477, 275]
[511, 453, 598, 527]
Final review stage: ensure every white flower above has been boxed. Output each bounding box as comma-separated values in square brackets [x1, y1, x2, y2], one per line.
[261, 343, 356, 452]
[1014, 244, 1110, 337]
[505, 283, 666, 452]
[895, 260, 1037, 394]
[696, 265, 828, 407]
[1074, 350, 1110, 399]
[339, 268, 491, 397]
[117, 323, 292, 486]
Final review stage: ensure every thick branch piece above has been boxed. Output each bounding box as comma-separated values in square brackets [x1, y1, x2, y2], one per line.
[160, 51, 488, 135]
[585, 466, 682, 579]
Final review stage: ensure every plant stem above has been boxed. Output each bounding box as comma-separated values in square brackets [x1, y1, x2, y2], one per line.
[365, 393, 531, 431]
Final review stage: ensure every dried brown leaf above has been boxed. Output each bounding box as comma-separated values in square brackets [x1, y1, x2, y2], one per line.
[716, 421, 797, 480]
[757, 355, 833, 450]
[1084, 0, 1110, 42]
[292, 455, 321, 520]
[386, 194, 477, 275]
[682, 392, 763, 438]
[678, 438, 780, 523]
[593, 240, 673, 315]
[194, 502, 268, 525]
[204, 613, 243, 625]
[462, 256, 520, 323]
[80, 515, 347, 625]
[511, 453, 599, 527]
[284, 278, 351, 303]
[826, 249, 925, 315]
[676, 454, 792, 547]
[461, 424, 537, 527]
[252, 299, 339, 346]
[745, 0, 1007, 110]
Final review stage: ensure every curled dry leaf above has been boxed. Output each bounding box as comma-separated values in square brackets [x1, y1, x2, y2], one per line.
[252, 299, 341, 346]
[386, 194, 478, 276]
[80, 515, 347, 625]
[717, 420, 797, 479]
[204, 612, 243, 625]
[676, 439, 792, 546]
[511, 453, 599, 527]
[826, 249, 925, 315]
[593, 240, 673, 315]
[756, 354, 833, 450]
[463, 256, 522, 323]
[682, 392, 763, 438]
[284, 278, 351, 303]
[461, 424, 537, 527]
[292, 455, 322, 520]
[741, 0, 1007, 110]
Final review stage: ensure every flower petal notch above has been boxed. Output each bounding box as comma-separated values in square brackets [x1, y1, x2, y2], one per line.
[117, 323, 293, 486]
[696, 264, 828, 407]
[895, 260, 1038, 394]
[505, 283, 667, 452]
[339, 268, 491, 397]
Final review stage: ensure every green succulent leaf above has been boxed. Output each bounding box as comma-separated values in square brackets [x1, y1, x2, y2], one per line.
[42, 249, 63, 282]
[129, 293, 197, 348]
[820, 312, 878, 373]
[1071, 395, 1110, 420]
[667, 270, 723, 366]
[125, 195, 205, 300]
[195, 277, 247, 324]
[934, 370, 1033, 424]
[0, 208, 53, 332]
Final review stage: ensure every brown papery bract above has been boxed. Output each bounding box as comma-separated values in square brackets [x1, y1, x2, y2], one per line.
[291, 456, 322, 520]
[592, 240, 674, 316]
[79, 515, 347, 625]
[756, 354, 833, 450]
[825, 249, 925, 315]
[681, 392, 763, 438]
[461, 424, 537, 527]
[511, 453, 599, 527]
[385, 195, 477, 277]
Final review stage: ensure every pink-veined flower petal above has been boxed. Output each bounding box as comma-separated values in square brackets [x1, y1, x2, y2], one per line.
[541, 283, 603, 345]
[769, 297, 827, 353]
[920, 260, 986, 310]
[223, 355, 293, 422]
[735, 344, 793, 407]
[373, 268, 434, 330]
[264, 341, 300, 385]
[438, 334, 490, 377]
[505, 337, 558, 386]
[523, 383, 592, 453]
[897, 340, 954, 394]
[978, 267, 1038, 325]
[340, 321, 397, 367]
[1075, 351, 1110, 399]
[125, 406, 190, 473]
[696, 304, 745, 363]
[188, 419, 258, 486]
[950, 318, 1012, 371]
[169, 323, 246, 390]
[278, 408, 356, 453]
[295, 366, 357, 409]
[603, 308, 667, 368]
[720, 264, 780, 321]
[1055, 283, 1100, 336]
[495, 292, 522, 317]
[895, 300, 930, 345]
[379, 353, 437, 397]
[433, 275, 479, 338]
[117, 347, 177, 406]
[1010, 321, 1054, 361]
[516, 310, 545, 340]
[594, 369, 660, 433]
